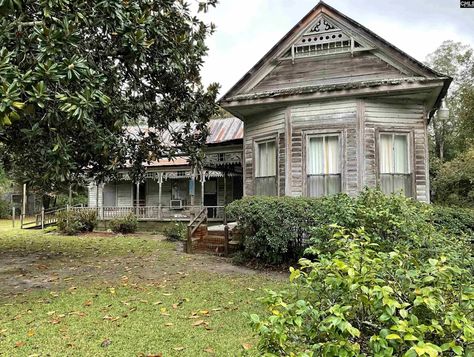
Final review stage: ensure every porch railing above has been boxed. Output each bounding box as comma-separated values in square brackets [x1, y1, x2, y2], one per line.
[74, 205, 226, 221]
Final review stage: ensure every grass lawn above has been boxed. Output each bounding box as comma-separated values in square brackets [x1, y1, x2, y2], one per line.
[0, 220, 286, 356]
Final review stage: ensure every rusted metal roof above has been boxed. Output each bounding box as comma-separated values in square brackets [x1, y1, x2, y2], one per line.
[206, 117, 243, 144]
[126, 117, 243, 168]
[127, 117, 243, 145]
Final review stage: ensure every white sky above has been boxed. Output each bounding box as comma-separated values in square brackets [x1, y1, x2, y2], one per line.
[200, 0, 474, 96]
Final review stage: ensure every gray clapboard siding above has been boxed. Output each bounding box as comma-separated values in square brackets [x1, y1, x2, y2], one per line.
[244, 108, 286, 196]
[252, 52, 405, 93]
[363, 100, 429, 202]
[88, 183, 103, 208]
[289, 100, 359, 197]
[117, 183, 132, 207]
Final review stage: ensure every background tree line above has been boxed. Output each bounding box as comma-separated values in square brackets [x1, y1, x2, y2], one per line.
[425, 40, 474, 207]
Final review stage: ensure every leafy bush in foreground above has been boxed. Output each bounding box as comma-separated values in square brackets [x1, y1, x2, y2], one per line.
[109, 213, 138, 234]
[251, 226, 474, 356]
[56, 210, 97, 235]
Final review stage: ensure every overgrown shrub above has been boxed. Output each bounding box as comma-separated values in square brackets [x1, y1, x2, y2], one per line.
[431, 205, 474, 238]
[251, 226, 474, 356]
[226, 196, 321, 264]
[0, 198, 11, 219]
[227, 189, 439, 265]
[163, 222, 186, 241]
[109, 213, 138, 234]
[56, 209, 98, 235]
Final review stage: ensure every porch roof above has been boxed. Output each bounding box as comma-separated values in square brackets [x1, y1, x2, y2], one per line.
[127, 117, 243, 146]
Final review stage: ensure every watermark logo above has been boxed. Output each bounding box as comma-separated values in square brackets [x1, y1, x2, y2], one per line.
[461, 0, 474, 8]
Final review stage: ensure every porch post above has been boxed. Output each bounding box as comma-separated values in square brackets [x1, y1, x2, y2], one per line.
[223, 173, 227, 206]
[95, 182, 99, 217]
[68, 184, 73, 206]
[200, 170, 205, 209]
[135, 181, 140, 217]
[22, 183, 27, 219]
[158, 173, 163, 220]
[190, 166, 196, 208]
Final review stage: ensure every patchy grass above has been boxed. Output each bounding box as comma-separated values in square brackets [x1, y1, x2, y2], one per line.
[0, 220, 285, 356]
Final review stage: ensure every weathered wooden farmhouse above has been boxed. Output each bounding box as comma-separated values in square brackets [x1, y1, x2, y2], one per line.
[87, 1, 450, 222]
[221, 1, 450, 202]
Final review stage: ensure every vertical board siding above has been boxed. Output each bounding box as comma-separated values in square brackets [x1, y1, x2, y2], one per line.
[289, 100, 359, 197]
[244, 108, 286, 195]
[117, 183, 132, 207]
[88, 183, 103, 207]
[364, 100, 428, 202]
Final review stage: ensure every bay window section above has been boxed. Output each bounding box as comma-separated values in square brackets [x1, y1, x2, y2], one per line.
[379, 133, 412, 196]
[255, 140, 277, 196]
[307, 135, 341, 197]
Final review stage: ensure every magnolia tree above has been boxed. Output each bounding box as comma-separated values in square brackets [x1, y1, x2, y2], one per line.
[0, 0, 219, 192]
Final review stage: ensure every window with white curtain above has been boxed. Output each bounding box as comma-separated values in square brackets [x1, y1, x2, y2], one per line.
[379, 133, 412, 196]
[255, 140, 277, 196]
[307, 134, 341, 197]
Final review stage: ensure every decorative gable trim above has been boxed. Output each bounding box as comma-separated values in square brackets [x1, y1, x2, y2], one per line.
[282, 14, 372, 62]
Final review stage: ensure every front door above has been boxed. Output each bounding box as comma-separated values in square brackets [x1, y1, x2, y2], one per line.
[133, 183, 146, 207]
[204, 179, 218, 218]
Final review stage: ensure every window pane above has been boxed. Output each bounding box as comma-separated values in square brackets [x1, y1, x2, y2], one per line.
[307, 175, 325, 198]
[257, 141, 276, 177]
[326, 136, 340, 174]
[255, 177, 277, 196]
[380, 174, 393, 195]
[326, 175, 341, 195]
[394, 135, 409, 174]
[379, 134, 393, 174]
[267, 141, 276, 176]
[308, 137, 324, 174]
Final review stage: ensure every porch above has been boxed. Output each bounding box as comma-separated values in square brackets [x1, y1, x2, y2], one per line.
[87, 159, 243, 222]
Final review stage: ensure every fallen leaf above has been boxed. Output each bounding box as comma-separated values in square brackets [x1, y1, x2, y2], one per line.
[242, 343, 252, 350]
[247, 288, 255, 292]
[101, 339, 112, 348]
[15, 341, 25, 348]
[164, 323, 173, 327]
[50, 319, 60, 325]
[203, 347, 215, 353]
[192, 320, 205, 326]
[153, 301, 162, 305]
[27, 330, 35, 337]
[84, 300, 93, 306]
[173, 347, 185, 351]
[199, 310, 209, 315]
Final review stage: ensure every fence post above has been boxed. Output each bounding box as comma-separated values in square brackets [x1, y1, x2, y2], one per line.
[12, 207, 15, 228]
[20, 213, 24, 229]
[41, 207, 45, 229]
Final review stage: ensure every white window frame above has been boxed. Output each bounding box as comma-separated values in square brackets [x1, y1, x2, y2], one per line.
[254, 137, 278, 196]
[377, 131, 413, 197]
[306, 133, 342, 197]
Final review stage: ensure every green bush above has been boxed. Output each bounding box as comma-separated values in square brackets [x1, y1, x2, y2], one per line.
[226, 189, 437, 265]
[0, 198, 11, 219]
[226, 196, 321, 264]
[431, 205, 474, 238]
[163, 222, 186, 241]
[109, 213, 138, 234]
[56, 209, 98, 235]
[251, 226, 474, 356]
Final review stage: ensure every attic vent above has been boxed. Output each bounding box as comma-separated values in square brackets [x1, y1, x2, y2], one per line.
[286, 16, 368, 62]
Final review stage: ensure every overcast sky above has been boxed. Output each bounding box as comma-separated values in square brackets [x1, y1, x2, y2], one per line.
[200, 0, 474, 96]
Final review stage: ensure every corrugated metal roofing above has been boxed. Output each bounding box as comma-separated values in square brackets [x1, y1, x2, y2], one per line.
[127, 116, 243, 145]
[126, 117, 243, 168]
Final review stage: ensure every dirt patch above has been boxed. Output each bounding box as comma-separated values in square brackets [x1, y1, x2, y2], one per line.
[0, 234, 286, 299]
